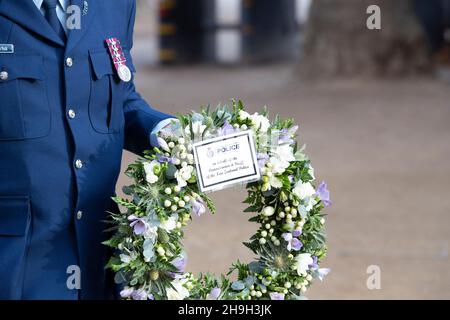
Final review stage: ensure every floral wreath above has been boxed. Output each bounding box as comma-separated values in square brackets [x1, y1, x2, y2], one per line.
[104, 100, 331, 300]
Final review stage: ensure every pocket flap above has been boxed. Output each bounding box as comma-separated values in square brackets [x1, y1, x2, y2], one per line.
[0, 55, 44, 82]
[89, 49, 115, 80]
[0, 196, 30, 236]
[89, 48, 136, 80]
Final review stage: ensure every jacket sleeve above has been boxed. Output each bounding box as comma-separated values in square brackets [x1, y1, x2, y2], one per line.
[122, 0, 173, 155]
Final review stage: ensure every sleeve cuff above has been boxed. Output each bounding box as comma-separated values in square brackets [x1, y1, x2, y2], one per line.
[150, 118, 177, 147]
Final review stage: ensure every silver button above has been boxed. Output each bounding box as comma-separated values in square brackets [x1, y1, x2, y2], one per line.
[65, 57, 73, 67]
[75, 159, 83, 169]
[68, 109, 76, 119]
[0, 71, 8, 81]
[76, 211, 83, 220]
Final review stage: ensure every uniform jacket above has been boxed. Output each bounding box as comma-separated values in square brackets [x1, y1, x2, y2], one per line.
[0, 0, 171, 299]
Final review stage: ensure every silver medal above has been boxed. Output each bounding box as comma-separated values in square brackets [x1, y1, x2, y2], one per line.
[118, 64, 132, 82]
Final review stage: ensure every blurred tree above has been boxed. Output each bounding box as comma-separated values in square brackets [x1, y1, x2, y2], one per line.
[300, 0, 430, 77]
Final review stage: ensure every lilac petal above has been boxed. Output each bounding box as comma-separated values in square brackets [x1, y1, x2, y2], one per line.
[317, 268, 331, 281]
[281, 233, 292, 242]
[269, 292, 285, 300]
[290, 238, 303, 251]
[257, 153, 269, 169]
[316, 181, 332, 207]
[292, 229, 302, 237]
[309, 256, 319, 270]
[207, 287, 221, 300]
[191, 198, 206, 217]
[171, 256, 187, 273]
[217, 121, 237, 136]
[120, 287, 134, 298]
[131, 219, 147, 235]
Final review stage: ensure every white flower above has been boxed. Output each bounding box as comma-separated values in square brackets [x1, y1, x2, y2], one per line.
[275, 145, 295, 162]
[185, 121, 207, 139]
[294, 253, 313, 276]
[268, 157, 288, 175]
[174, 164, 194, 187]
[292, 181, 315, 200]
[166, 278, 190, 300]
[239, 110, 251, 121]
[119, 254, 131, 264]
[250, 113, 270, 133]
[143, 225, 158, 241]
[262, 206, 275, 217]
[157, 137, 170, 152]
[269, 176, 283, 189]
[143, 161, 160, 184]
[160, 214, 178, 231]
[268, 145, 295, 175]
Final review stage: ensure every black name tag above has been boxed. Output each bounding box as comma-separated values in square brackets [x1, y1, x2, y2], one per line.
[0, 44, 14, 54]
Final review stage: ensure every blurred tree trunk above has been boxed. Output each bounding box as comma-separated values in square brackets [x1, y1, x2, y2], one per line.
[300, 0, 430, 77]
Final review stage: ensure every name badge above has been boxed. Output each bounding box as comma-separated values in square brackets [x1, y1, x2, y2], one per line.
[193, 130, 261, 193]
[0, 44, 14, 54]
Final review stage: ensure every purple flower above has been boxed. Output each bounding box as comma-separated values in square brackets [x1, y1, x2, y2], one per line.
[156, 153, 174, 164]
[317, 268, 331, 281]
[257, 153, 269, 169]
[309, 256, 319, 270]
[316, 181, 332, 207]
[207, 287, 221, 300]
[131, 288, 150, 300]
[120, 287, 134, 299]
[281, 230, 302, 251]
[278, 127, 296, 145]
[190, 197, 206, 217]
[217, 121, 237, 136]
[269, 292, 285, 300]
[171, 256, 187, 274]
[128, 215, 149, 235]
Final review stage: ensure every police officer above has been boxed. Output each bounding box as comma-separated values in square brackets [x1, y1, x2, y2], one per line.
[0, 0, 173, 299]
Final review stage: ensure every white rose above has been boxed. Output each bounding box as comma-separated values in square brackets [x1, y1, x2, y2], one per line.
[166, 278, 190, 300]
[184, 122, 207, 139]
[174, 165, 194, 187]
[268, 157, 290, 175]
[161, 214, 178, 231]
[294, 253, 313, 276]
[262, 206, 275, 217]
[250, 113, 270, 133]
[275, 145, 295, 162]
[143, 161, 159, 184]
[292, 181, 315, 200]
[239, 110, 251, 121]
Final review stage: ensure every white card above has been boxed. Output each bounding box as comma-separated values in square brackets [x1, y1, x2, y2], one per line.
[192, 130, 261, 193]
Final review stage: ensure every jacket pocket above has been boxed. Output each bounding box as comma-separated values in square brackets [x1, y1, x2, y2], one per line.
[0, 196, 31, 299]
[0, 54, 50, 140]
[88, 48, 133, 134]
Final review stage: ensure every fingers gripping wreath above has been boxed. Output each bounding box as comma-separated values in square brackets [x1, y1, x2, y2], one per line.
[104, 100, 331, 300]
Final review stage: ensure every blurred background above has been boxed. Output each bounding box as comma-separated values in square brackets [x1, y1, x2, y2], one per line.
[118, 0, 450, 299]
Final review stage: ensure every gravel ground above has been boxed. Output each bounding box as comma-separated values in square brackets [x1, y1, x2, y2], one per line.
[116, 58, 450, 299]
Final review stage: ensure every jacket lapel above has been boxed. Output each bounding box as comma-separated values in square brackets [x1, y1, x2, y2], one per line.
[65, 0, 97, 54]
[0, 0, 65, 47]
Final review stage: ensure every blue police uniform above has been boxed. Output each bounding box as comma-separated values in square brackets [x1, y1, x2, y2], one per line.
[0, 0, 172, 299]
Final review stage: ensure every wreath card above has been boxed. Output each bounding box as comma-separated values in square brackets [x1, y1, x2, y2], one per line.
[192, 130, 260, 193]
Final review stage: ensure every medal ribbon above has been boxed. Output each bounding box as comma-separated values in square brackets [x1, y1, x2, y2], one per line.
[105, 38, 127, 74]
